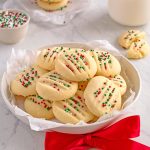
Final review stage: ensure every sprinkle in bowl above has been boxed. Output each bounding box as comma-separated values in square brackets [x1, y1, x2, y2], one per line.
[0, 9, 30, 44]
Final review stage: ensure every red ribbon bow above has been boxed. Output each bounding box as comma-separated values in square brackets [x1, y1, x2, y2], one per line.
[45, 116, 150, 150]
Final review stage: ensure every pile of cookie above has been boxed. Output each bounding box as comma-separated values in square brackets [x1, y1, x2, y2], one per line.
[37, 0, 69, 11]
[119, 30, 150, 59]
[11, 47, 127, 124]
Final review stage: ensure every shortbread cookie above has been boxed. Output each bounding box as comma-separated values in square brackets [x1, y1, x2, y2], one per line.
[110, 75, 127, 96]
[52, 92, 94, 124]
[37, 47, 65, 71]
[91, 50, 121, 77]
[119, 30, 145, 49]
[37, 0, 68, 11]
[11, 65, 48, 97]
[55, 49, 97, 82]
[36, 71, 78, 101]
[84, 76, 121, 117]
[24, 95, 54, 120]
[127, 39, 150, 59]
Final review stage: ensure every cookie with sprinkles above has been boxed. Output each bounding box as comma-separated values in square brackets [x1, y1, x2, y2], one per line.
[109, 75, 127, 96]
[91, 50, 121, 77]
[84, 76, 121, 117]
[119, 30, 145, 49]
[36, 46, 65, 70]
[55, 49, 97, 82]
[37, 0, 68, 11]
[24, 94, 54, 120]
[127, 39, 150, 59]
[36, 71, 78, 101]
[11, 65, 48, 97]
[52, 91, 94, 124]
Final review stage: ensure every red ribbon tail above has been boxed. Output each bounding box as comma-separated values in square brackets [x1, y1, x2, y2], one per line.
[101, 139, 150, 150]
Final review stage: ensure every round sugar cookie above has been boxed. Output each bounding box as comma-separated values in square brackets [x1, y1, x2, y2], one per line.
[11, 65, 48, 97]
[52, 92, 94, 124]
[36, 71, 78, 101]
[37, 0, 68, 11]
[55, 49, 97, 82]
[127, 39, 150, 59]
[119, 30, 145, 49]
[84, 76, 121, 117]
[91, 50, 121, 77]
[110, 75, 127, 96]
[24, 95, 54, 120]
[36, 46, 66, 71]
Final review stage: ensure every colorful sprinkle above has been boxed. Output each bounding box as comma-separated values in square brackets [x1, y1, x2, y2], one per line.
[65, 108, 70, 112]
[0, 11, 28, 28]
[19, 67, 39, 88]
[30, 96, 52, 111]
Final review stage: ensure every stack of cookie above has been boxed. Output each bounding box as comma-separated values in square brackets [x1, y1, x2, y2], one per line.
[119, 30, 150, 59]
[11, 46, 127, 124]
[37, 0, 69, 11]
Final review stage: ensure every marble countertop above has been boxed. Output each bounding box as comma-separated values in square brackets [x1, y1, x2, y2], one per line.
[0, 0, 150, 150]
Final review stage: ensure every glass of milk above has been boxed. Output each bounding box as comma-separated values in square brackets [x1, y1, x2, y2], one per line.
[108, 0, 150, 26]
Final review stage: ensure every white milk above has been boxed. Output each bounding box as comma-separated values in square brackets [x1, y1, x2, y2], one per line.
[108, 0, 150, 26]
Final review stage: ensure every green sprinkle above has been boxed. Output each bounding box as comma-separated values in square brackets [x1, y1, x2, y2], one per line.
[65, 108, 70, 112]
[76, 108, 79, 111]
[108, 60, 111, 63]
[38, 95, 43, 99]
[64, 83, 70, 87]
[109, 93, 112, 96]
[70, 97, 74, 100]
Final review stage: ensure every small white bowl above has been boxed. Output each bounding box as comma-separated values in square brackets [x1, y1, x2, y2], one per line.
[1, 42, 141, 134]
[0, 9, 30, 44]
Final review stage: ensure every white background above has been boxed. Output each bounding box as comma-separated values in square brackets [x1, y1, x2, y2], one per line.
[0, 0, 150, 150]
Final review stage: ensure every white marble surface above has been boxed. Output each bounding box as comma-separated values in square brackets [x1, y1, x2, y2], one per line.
[0, 0, 150, 150]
